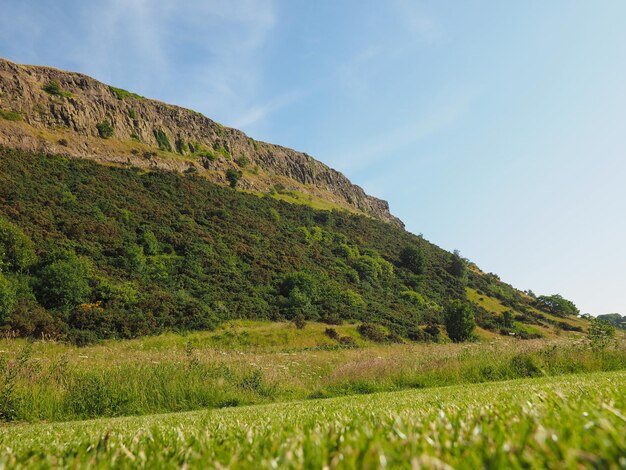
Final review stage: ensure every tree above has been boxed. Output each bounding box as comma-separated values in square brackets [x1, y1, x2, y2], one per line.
[502, 310, 513, 329]
[36, 256, 92, 309]
[588, 318, 615, 351]
[399, 245, 425, 275]
[444, 300, 475, 342]
[0, 218, 37, 272]
[536, 294, 579, 317]
[225, 169, 242, 188]
[448, 249, 467, 279]
[0, 273, 17, 323]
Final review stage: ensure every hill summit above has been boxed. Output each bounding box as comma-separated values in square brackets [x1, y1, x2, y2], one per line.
[0, 57, 402, 226]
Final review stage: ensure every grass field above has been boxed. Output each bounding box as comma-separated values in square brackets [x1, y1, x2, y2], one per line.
[1, 370, 625, 468]
[1, 321, 625, 423]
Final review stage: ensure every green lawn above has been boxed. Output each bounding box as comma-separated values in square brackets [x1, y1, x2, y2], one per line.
[2, 370, 625, 469]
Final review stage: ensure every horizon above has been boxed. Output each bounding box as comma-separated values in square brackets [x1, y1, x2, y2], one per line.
[1, 1, 624, 315]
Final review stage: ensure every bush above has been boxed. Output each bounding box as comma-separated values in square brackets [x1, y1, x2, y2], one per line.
[96, 121, 114, 139]
[235, 156, 249, 168]
[42, 81, 72, 97]
[226, 169, 242, 188]
[0, 274, 17, 324]
[444, 300, 475, 342]
[153, 129, 172, 152]
[588, 318, 616, 351]
[324, 328, 339, 340]
[6, 300, 61, 338]
[357, 323, 387, 342]
[399, 246, 425, 275]
[292, 314, 306, 329]
[0, 109, 22, 121]
[36, 255, 92, 310]
[0, 217, 37, 272]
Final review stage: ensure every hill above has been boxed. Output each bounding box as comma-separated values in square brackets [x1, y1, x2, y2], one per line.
[0, 146, 582, 344]
[0, 57, 401, 226]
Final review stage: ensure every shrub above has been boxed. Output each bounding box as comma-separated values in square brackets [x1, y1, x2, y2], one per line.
[215, 145, 231, 159]
[5, 300, 60, 338]
[226, 169, 242, 188]
[0, 217, 37, 272]
[0, 274, 17, 324]
[42, 81, 72, 97]
[324, 327, 339, 340]
[36, 255, 92, 310]
[292, 314, 306, 329]
[588, 318, 616, 351]
[338, 335, 356, 347]
[357, 323, 387, 342]
[57, 138, 68, 146]
[0, 109, 22, 121]
[175, 139, 189, 155]
[153, 129, 172, 152]
[444, 300, 475, 342]
[399, 246, 425, 275]
[235, 155, 249, 168]
[96, 120, 114, 139]
[109, 86, 143, 100]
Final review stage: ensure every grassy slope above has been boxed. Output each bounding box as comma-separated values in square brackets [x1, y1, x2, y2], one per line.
[2, 146, 577, 345]
[2, 370, 625, 468]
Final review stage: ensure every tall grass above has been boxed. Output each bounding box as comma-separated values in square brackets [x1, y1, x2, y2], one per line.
[1, 332, 625, 423]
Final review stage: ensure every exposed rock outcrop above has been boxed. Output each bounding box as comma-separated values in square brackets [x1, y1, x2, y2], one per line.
[0, 58, 403, 227]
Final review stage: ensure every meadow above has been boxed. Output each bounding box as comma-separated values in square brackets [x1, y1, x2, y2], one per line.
[1, 370, 625, 468]
[1, 321, 625, 423]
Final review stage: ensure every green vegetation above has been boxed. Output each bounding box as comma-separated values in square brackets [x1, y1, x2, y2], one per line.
[444, 300, 476, 342]
[109, 86, 143, 100]
[215, 144, 231, 159]
[235, 155, 249, 167]
[96, 120, 114, 139]
[127, 108, 136, 119]
[42, 80, 72, 98]
[153, 129, 171, 151]
[0, 326, 624, 423]
[536, 294, 580, 317]
[175, 138, 189, 155]
[0, 108, 22, 121]
[588, 317, 616, 351]
[225, 168, 242, 188]
[597, 313, 626, 330]
[1, 370, 625, 468]
[0, 147, 581, 345]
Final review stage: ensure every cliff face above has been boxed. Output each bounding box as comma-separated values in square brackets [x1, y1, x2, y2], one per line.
[0, 58, 403, 227]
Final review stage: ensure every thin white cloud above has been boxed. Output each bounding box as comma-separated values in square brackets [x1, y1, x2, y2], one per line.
[0, 0, 277, 125]
[230, 88, 306, 129]
[330, 90, 479, 173]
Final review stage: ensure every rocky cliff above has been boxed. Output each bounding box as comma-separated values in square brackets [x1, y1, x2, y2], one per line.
[0, 58, 403, 227]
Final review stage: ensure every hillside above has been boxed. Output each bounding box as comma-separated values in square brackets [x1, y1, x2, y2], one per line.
[0, 58, 401, 226]
[0, 145, 583, 344]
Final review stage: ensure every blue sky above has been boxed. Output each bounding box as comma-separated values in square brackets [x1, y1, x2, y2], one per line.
[1, 1, 625, 314]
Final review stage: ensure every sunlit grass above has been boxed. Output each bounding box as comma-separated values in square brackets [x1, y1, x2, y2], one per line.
[1, 370, 625, 468]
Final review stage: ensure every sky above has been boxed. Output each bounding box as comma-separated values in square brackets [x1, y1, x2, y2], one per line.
[1, 1, 625, 315]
